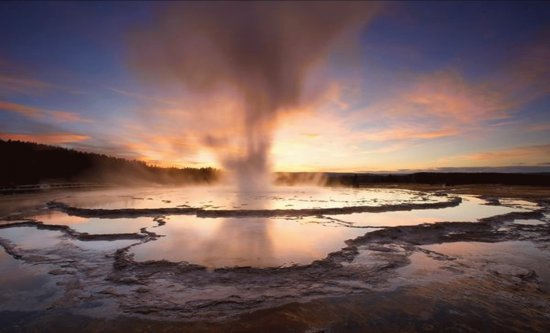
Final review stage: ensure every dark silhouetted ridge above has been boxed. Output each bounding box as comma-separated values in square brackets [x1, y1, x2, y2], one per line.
[1, 139, 218, 187]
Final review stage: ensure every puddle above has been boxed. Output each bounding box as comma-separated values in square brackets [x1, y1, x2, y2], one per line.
[0, 247, 60, 310]
[324, 196, 529, 227]
[0, 226, 64, 250]
[30, 211, 157, 235]
[0, 223, 138, 253]
[422, 241, 550, 292]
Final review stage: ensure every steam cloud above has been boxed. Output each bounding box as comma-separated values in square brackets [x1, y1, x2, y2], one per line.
[129, 2, 376, 190]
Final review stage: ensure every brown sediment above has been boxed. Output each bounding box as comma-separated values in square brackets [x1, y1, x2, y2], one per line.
[46, 202, 200, 218]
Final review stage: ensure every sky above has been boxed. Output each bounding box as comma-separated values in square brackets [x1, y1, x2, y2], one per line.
[1, 1, 549, 173]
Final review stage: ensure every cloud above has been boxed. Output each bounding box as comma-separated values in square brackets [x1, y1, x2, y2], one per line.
[437, 144, 550, 167]
[496, 30, 550, 102]
[0, 132, 89, 144]
[0, 100, 92, 123]
[527, 122, 550, 132]
[106, 87, 182, 107]
[465, 144, 550, 162]
[0, 100, 41, 118]
[0, 74, 54, 96]
[361, 126, 459, 141]
[0, 72, 85, 97]
[358, 70, 513, 136]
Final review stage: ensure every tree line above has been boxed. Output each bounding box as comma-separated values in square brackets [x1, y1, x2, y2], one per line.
[1, 140, 219, 186]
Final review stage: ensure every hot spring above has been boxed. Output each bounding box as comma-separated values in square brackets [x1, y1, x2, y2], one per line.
[1, 184, 548, 325]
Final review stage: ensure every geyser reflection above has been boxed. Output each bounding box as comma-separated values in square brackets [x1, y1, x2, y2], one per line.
[203, 196, 274, 267]
[202, 217, 275, 267]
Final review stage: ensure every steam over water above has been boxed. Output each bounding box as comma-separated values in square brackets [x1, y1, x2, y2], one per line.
[130, 2, 377, 190]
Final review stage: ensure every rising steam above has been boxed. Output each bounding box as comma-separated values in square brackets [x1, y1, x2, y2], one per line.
[129, 2, 377, 190]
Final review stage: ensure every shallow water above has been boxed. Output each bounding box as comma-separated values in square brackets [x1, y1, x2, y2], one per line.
[324, 196, 528, 227]
[0, 224, 139, 252]
[0, 185, 548, 330]
[54, 186, 445, 210]
[31, 211, 157, 235]
[129, 215, 378, 267]
[0, 226, 64, 250]
[0, 248, 60, 311]
[1, 188, 533, 268]
[423, 241, 550, 292]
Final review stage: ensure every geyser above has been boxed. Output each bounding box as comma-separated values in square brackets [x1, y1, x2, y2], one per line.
[130, 2, 377, 190]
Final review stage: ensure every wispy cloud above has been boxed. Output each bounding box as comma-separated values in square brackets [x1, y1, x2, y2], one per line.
[357, 70, 513, 139]
[0, 74, 54, 96]
[465, 144, 550, 162]
[361, 126, 459, 141]
[0, 132, 90, 144]
[0, 100, 92, 123]
[0, 73, 85, 96]
[107, 87, 182, 107]
[0, 101, 41, 118]
[437, 144, 550, 167]
[527, 122, 550, 132]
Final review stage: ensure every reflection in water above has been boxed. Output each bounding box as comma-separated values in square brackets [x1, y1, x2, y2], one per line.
[325, 196, 530, 227]
[0, 248, 60, 311]
[0, 226, 63, 250]
[202, 194, 274, 267]
[129, 214, 374, 268]
[202, 217, 275, 268]
[131, 195, 277, 267]
[2, 188, 538, 269]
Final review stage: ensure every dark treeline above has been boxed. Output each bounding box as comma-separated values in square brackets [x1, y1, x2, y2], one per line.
[1, 140, 219, 187]
[4, 140, 549, 188]
[326, 172, 550, 187]
[275, 172, 550, 187]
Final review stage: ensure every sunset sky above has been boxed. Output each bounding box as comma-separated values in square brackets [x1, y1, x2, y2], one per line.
[1, 2, 549, 172]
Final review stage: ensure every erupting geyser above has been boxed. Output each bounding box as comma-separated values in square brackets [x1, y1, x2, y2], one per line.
[130, 2, 377, 191]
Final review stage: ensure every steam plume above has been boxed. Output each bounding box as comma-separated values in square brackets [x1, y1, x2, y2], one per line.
[129, 2, 377, 190]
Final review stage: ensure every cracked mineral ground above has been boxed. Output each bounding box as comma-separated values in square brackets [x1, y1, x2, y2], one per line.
[0, 185, 549, 333]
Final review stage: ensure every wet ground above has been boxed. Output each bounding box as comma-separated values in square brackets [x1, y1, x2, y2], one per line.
[0, 185, 549, 332]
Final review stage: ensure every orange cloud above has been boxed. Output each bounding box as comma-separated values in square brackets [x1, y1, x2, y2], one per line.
[0, 132, 90, 144]
[107, 87, 182, 107]
[0, 73, 84, 96]
[436, 144, 550, 167]
[466, 144, 550, 162]
[0, 101, 41, 118]
[48, 111, 92, 123]
[362, 126, 459, 141]
[0, 74, 53, 95]
[527, 122, 550, 132]
[0, 100, 91, 123]
[365, 70, 512, 128]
